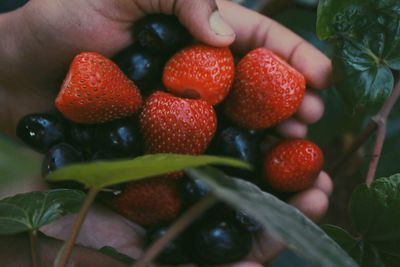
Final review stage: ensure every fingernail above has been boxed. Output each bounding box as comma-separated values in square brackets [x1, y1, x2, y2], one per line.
[209, 11, 235, 36]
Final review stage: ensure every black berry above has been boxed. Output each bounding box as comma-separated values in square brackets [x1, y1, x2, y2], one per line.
[93, 117, 142, 159]
[113, 44, 164, 93]
[146, 224, 191, 265]
[181, 176, 212, 206]
[67, 123, 94, 156]
[134, 14, 192, 55]
[208, 127, 261, 180]
[16, 113, 66, 153]
[190, 219, 252, 264]
[42, 143, 84, 190]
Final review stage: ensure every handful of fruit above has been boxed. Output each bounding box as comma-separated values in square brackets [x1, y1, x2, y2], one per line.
[16, 14, 323, 265]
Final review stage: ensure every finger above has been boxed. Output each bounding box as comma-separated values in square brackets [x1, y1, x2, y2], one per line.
[275, 118, 308, 138]
[137, 0, 235, 47]
[288, 188, 329, 222]
[312, 171, 333, 196]
[296, 91, 325, 124]
[247, 230, 285, 263]
[217, 0, 332, 89]
[41, 203, 145, 259]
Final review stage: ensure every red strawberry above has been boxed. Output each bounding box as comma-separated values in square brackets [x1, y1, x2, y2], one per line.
[110, 177, 182, 226]
[263, 139, 323, 192]
[163, 44, 234, 106]
[224, 48, 306, 129]
[55, 52, 142, 124]
[140, 91, 217, 155]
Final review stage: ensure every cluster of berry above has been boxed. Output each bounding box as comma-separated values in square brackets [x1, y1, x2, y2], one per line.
[16, 14, 323, 265]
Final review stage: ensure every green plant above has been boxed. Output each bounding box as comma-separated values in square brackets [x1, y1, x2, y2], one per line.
[1, 1, 400, 267]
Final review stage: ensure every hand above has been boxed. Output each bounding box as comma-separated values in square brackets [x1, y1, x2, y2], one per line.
[0, 0, 333, 266]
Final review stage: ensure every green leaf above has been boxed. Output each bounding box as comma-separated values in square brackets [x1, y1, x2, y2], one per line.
[46, 154, 250, 189]
[0, 136, 40, 185]
[349, 175, 400, 266]
[332, 38, 394, 108]
[317, 0, 366, 40]
[317, 0, 400, 109]
[322, 225, 364, 263]
[98, 246, 134, 266]
[350, 175, 400, 242]
[187, 167, 358, 267]
[0, 189, 85, 234]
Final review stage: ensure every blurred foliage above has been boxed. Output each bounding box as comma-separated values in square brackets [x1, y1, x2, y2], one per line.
[0, 136, 40, 185]
[295, 0, 319, 8]
[324, 174, 400, 267]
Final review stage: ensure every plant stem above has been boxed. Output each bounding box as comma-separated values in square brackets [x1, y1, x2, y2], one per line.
[364, 76, 400, 186]
[331, 75, 400, 185]
[133, 195, 218, 267]
[55, 187, 99, 267]
[29, 229, 40, 267]
[365, 121, 386, 186]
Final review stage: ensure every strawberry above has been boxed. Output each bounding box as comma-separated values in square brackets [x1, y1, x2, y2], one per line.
[163, 44, 234, 106]
[110, 177, 182, 226]
[263, 139, 323, 192]
[140, 91, 217, 155]
[55, 52, 142, 124]
[224, 48, 306, 130]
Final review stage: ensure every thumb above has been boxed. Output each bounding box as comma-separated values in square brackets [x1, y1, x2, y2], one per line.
[177, 0, 235, 47]
[139, 0, 235, 47]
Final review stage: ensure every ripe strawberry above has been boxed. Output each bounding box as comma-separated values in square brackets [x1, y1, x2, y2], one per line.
[55, 52, 142, 124]
[163, 44, 234, 105]
[263, 139, 323, 192]
[140, 91, 217, 155]
[224, 48, 306, 129]
[110, 177, 182, 226]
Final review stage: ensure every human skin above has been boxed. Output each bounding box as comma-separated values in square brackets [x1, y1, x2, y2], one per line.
[0, 0, 332, 266]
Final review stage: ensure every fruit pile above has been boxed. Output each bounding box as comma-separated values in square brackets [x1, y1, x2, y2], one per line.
[16, 14, 323, 265]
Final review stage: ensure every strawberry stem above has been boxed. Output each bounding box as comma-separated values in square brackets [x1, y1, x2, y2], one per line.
[54, 186, 99, 267]
[331, 74, 400, 186]
[29, 229, 40, 267]
[133, 195, 218, 267]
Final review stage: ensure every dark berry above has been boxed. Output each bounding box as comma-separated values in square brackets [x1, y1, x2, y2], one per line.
[0, 0, 28, 13]
[134, 14, 192, 55]
[190, 220, 252, 264]
[208, 127, 261, 180]
[16, 113, 66, 153]
[146, 225, 191, 265]
[93, 117, 142, 159]
[234, 210, 262, 233]
[42, 143, 85, 190]
[67, 123, 94, 156]
[181, 176, 212, 206]
[113, 45, 164, 93]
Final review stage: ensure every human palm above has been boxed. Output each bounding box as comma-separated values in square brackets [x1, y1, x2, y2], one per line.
[0, 0, 332, 266]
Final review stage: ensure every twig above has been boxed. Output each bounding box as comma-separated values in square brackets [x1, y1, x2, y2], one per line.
[29, 229, 40, 267]
[55, 187, 99, 267]
[331, 74, 400, 185]
[365, 76, 400, 185]
[133, 195, 218, 267]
